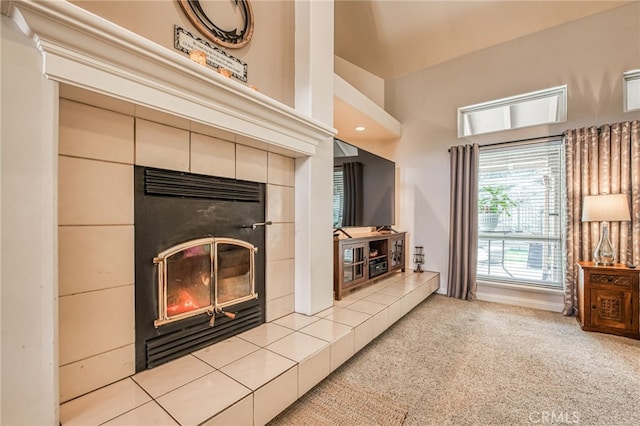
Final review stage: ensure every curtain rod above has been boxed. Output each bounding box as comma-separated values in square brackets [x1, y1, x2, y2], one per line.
[448, 133, 564, 152]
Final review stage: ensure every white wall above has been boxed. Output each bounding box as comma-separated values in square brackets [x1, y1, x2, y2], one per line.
[1, 16, 59, 425]
[386, 3, 640, 308]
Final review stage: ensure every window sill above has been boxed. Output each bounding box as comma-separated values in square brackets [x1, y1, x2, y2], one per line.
[477, 279, 563, 295]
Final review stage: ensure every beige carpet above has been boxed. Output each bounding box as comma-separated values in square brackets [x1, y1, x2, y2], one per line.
[270, 294, 640, 425]
[270, 376, 407, 425]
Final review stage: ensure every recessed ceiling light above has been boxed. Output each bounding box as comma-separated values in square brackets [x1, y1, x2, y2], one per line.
[355, 126, 366, 132]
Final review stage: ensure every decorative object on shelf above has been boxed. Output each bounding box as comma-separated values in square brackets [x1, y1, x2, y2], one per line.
[189, 49, 207, 66]
[413, 246, 424, 273]
[581, 193, 631, 265]
[178, 0, 254, 49]
[174, 26, 249, 82]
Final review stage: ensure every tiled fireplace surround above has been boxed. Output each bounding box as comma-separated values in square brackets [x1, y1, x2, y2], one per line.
[58, 95, 440, 426]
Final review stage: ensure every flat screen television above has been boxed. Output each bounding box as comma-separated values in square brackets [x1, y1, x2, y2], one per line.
[333, 138, 395, 229]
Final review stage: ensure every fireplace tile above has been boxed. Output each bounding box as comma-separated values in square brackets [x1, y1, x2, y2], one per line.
[273, 312, 320, 330]
[192, 336, 260, 369]
[253, 366, 298, 425]
[156, 371, 251, 426]
[201, 395, 253, 426]
[132, 355, 214, 398]
[325, 308, 372, 327]
[267, 184, 294, 222]
[377, 283, 413, 298]
[363, 292, 400, 306]
[266, 258, 295, 301]
[372, 307, 390, 337]
[58, 156, 133, 225]
[236, 322, 293, 347]
[60, 378, 150, 426]
[266, 223, 294, 261]
[236, 144, 267, 183]
[190, 121, 236, 143]
[219, 348, 296, 390]
[298, 345, 331, 397]
[266, 294, 296, 321]
[267, 152, 295, 186]
[333, 295, 358, 308]
[354, 317, 374, 352]
[265, 330, 329, 362]
[298, 318, 352, 343]
[330, 331, 355, 371]
[59, 99, 134, 164]
[135, 119, 189, 171]
[343, 299, 387, 315]
[59, 225, 134, 296]
[315, 305, 342, 318]
[190, 133, 236, 179]
[59, 285, 134, 365]
[102, 401, 178, 426]
[135, 106, 190, 131]
[59, 344, 134, 403]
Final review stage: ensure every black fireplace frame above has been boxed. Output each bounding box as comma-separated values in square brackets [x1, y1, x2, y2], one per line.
[134, 167, 266, 371]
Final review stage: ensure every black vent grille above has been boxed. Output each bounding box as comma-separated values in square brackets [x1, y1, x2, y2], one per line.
[146, 304, 263, 369]
[144, 168, 261, 202]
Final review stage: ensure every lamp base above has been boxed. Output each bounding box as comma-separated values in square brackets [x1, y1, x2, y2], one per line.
[593, 221, 616, 266]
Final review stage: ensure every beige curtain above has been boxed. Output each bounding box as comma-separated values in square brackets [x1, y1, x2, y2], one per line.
[564, 120, 640, 315]
[448, 144, 479, 300]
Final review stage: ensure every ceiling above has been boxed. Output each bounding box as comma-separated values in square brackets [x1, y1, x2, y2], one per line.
[335, 0, 631, 80]
[333, 1, 631, 141]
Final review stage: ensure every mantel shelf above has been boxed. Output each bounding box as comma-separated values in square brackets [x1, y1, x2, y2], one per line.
[6, 0, 335, 157]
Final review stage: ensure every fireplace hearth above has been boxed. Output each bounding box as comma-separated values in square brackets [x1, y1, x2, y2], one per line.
[135, 167, 266, 371]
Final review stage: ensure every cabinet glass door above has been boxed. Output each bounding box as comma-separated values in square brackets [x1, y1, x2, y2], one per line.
[390, 238, 404, 268]
[343, 244, 366, 283]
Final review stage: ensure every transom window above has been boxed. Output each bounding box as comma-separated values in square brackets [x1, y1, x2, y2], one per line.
[458, 86, 567, 137]
[477, 138, 564, 288]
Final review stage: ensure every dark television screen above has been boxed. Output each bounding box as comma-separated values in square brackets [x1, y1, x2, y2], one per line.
[333, 138, 395, 228]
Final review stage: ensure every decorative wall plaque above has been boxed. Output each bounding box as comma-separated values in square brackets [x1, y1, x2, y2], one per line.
[175, 26, 248, 82]
[178, 0, 254, 49]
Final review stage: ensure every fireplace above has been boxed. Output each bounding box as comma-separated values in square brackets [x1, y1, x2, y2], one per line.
[135, 167, 266, 371]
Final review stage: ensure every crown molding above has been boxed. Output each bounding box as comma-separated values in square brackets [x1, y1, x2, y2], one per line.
[5, 0, 334, 156]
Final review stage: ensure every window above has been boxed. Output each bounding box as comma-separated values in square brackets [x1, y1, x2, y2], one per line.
[623, 69, 640, 112]
[458, 86, 567, 137]
[477, 138, 564, 288]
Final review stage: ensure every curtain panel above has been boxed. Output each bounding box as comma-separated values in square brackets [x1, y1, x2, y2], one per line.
[448, 144, 479, 300]
[564, 120, 640, 315]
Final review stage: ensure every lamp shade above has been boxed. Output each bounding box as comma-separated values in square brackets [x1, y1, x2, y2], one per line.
[581, 194, 631, 222]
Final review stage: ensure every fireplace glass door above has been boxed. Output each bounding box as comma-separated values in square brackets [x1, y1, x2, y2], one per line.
[216, 239, 256, 307]
[154, 237, 257, 327]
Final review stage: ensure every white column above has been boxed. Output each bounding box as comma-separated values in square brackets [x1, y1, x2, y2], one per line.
[1, 16, 59, 425]
[294, 0, 335, 314]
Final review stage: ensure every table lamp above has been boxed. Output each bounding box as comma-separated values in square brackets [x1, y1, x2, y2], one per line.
[581, 194, 631, 265]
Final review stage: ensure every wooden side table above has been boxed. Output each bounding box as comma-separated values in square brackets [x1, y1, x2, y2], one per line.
[576, 261, 639, 339]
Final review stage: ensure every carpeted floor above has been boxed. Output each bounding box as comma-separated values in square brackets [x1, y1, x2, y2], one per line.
[270, 294, 640, 425]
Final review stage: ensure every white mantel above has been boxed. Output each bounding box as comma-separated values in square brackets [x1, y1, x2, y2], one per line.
[0, 1, 335, 424]
[6, 0, 334, 155]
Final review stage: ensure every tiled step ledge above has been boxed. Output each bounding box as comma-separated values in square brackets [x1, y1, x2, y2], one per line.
[60, 271, 440, 426]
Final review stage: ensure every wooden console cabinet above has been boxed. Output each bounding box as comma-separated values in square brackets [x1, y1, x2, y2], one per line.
[576, 261, 639, 339]
[333, 232, 406, 300]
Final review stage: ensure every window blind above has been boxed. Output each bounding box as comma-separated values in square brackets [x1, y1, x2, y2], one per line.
[477, 139, 564, 287]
